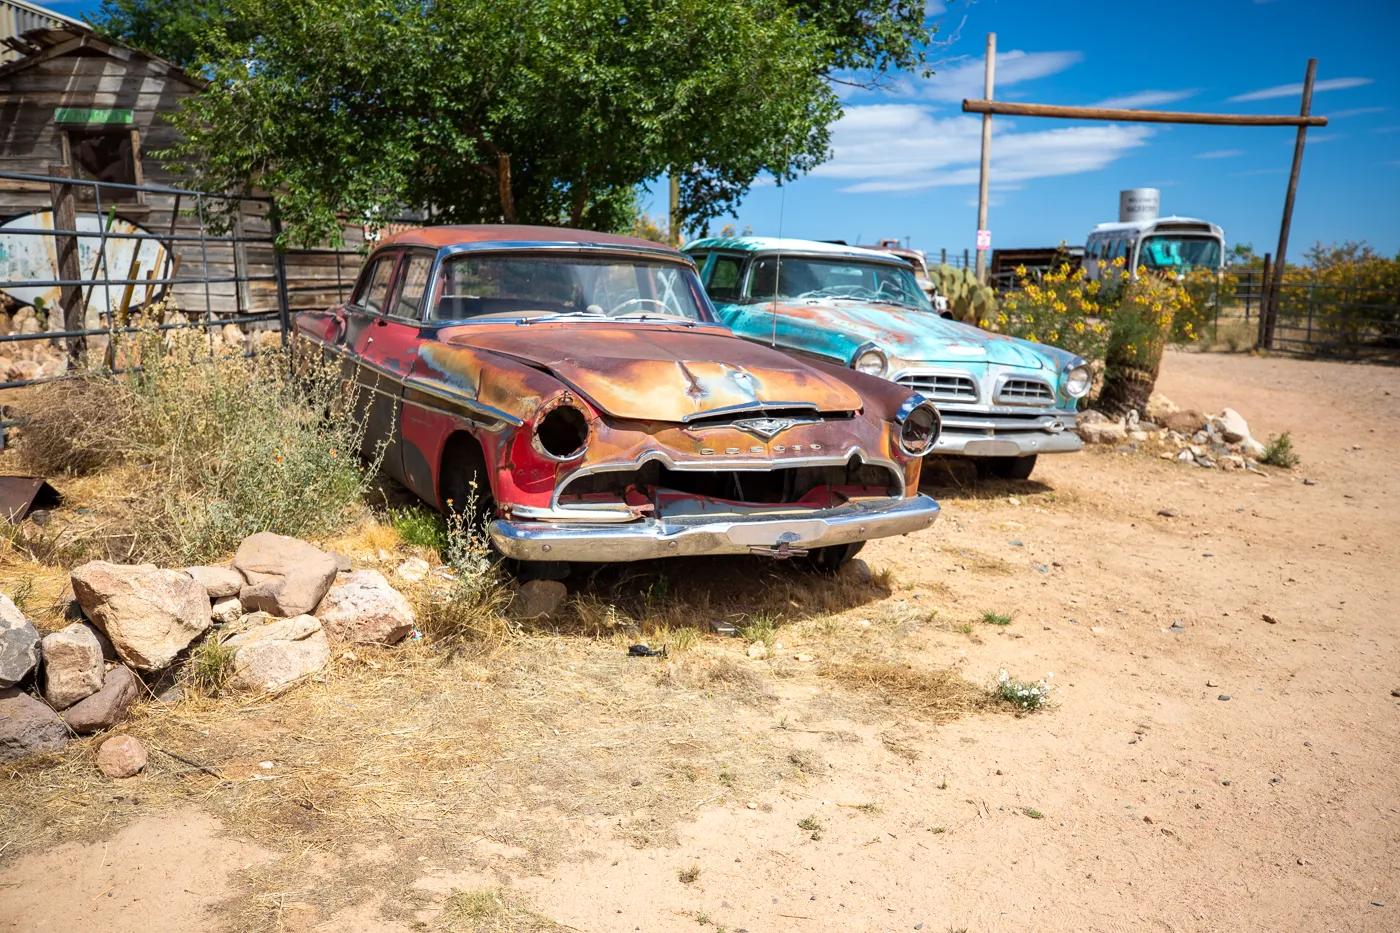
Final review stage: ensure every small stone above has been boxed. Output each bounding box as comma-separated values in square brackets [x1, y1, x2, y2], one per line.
[97, 734, 147, 778]
[1297, 857, 1306, 865]
[183, 566, 246, 599]
[0, 687, 69, 761]
[1270, 776, 1281, 783]
[1262, 613, 1279, 624]
[395, 557, 430, 583]
[1302, 478, 1317, 486]
[746, 802, 758, 810]
[1206, 679, 1218, 687]
[1218, 694, 1231, 701]
[0, 595, 41, 688]
[1371, 900, 1385, 907]
[329, 551, 353, 573]
[508, 580, 568, 623]
[746, 642, 768, 660]
[223, 614, 331, 693]
[1391, 687, 1400, 698]
[794, 653, 815, 662]
[315, 570, 416, 645]
[1128, 737, 1137, 745]
[211, 596, 243, 626]
[1156, 508, 1179, 518]
[62, 666, 140, 734]
[234, 533, 340, 617]
[40, 623, 105, 709]
[1222, 779, 1231, 786]
[915, 925, 924, 931]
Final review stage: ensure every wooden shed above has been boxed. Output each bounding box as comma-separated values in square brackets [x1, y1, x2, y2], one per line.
[0, 22, 361, 333]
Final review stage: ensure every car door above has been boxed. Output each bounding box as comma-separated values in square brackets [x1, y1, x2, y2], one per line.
[351, 250, 433, 480]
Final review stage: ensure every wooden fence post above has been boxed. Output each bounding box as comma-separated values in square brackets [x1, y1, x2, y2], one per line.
[1257, 253, 1273, 350]
[47, 165, 84, 363]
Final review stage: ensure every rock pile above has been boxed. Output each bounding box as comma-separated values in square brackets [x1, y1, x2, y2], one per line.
[0, 532, 419, 766]
[1075, 395, 1272, 471]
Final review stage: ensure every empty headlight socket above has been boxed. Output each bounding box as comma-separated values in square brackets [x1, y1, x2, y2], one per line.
[532, 395, 592, 461]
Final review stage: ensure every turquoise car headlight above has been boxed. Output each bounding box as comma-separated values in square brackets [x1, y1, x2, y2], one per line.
[854, 345, 888, 377]
[1064, 363, 1092, 398]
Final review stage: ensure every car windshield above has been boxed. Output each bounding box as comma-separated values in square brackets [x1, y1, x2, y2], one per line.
[748, 256, 933, 311]
[1139, 236, 1221, 271]
[430, 254, 707, 322]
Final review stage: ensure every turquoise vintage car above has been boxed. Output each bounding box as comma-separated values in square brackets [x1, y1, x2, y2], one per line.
[683, 237, 1091, 479]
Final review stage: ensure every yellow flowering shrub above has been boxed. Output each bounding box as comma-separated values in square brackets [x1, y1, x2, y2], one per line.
[989, 260, 1120, 360]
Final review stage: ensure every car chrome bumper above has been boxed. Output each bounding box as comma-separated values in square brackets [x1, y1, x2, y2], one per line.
[489, 494, 941, 562]
[931, 410, 1084, 458]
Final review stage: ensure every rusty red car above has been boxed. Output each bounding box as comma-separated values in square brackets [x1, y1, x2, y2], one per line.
[295, 226, 942, 571]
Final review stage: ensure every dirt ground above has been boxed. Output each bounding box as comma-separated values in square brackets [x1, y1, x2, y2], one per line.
[2, 348, 1398, 933]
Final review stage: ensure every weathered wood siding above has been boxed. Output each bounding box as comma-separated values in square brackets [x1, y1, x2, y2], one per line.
[0, 46, 364, 323]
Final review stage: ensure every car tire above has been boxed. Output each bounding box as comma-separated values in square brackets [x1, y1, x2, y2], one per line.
[976, 455, 1038, 480]
[805, 540, 866, 574]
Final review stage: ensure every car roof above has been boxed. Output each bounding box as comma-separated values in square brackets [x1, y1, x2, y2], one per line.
[378, 224, 682, 254]
[682, 236, 909, 264]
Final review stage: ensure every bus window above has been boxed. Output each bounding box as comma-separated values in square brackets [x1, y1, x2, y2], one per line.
[1140, 236, 1220, 271]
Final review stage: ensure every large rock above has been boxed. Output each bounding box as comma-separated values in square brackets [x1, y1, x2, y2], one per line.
[0, 595, 40, 688]
[0, 687, 69, 762]
[96, 734, 147, 778]
[224, 614, 330, 693]
[40, 623, 105, 709]
[508, 580, 568, 622]
[62, 666, 140, 734]
[233, 533, 339, 617]
[70, 562, 211, 672]
[1145, 393, 1180, 422]
[1160, 409, 1207, 436]
[1211, 408, 1252, 444]
[184, 565, 246, 599]
[315, 570, 416, 645]
[211, 596, 243, 626]
[1078, 421, 1127, 445]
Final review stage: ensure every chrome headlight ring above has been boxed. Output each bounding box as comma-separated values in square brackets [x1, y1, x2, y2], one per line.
[852, 342, 888, 378]
[895, 395, 942, 457]
[1063, 361, 1092, 399]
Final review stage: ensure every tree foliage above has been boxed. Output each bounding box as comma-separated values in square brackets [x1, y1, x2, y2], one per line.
[88, 0, 937, 244]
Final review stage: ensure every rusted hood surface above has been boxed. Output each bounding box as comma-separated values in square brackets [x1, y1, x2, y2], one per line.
[442, 323, 864, 422]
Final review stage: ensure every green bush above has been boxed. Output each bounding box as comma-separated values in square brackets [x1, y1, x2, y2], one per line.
[389, 505, 449, 553]
[1260, 431, 1300, 469]
[19, 327, 381, 563]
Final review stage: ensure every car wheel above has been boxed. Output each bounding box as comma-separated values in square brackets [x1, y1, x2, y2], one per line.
[805, 541, 866, 574]
[976, 455, 1038, 481]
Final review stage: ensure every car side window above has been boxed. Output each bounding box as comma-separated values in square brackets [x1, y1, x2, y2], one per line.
[706, 256, 744, 301]
[390, 253, 434, 321]
[356, 255, 396, 314]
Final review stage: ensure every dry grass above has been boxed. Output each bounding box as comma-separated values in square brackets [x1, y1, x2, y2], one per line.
[438, 888, 565, 933]
[821, 660, 994, 722]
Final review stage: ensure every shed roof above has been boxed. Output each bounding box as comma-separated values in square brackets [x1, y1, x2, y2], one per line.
[381, 224, 685, 255]
[0, 22, 198, 84]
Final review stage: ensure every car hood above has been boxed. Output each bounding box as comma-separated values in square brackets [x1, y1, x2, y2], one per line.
[444, 324, 865, 422]
[763, 299, 1064, 370]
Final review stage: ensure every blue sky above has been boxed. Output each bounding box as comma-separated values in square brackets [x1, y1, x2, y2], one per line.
[48, 0, 1400, 258]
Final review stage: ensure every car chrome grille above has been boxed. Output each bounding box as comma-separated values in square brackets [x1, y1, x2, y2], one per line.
[896, 372, 978, 401]
[996, 378, 1055, 405]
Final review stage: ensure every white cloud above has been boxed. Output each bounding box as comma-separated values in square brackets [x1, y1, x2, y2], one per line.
[925, 1, 947, 14]
[1233, 168, 1288, 176]
[1093, 89, 1200, 109]
[1283, 133, 1340, 144]
[811, 105, 1152, 193]
[1326, 106, 1386, 119]
[1229, 77, 1373, 102]
[919, 50, 1083, 102]
[1375, 126, 1400, 134]
[1196, 149, 1244, 159]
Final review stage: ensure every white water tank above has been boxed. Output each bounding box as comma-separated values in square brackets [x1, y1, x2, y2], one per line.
[1119, 188, 1160, 223]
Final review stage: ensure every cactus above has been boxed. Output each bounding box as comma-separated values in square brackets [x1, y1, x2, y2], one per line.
[927, 264, 997, 327]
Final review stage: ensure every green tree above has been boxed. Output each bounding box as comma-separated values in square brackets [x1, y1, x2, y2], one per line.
[85, 0, 251, 69]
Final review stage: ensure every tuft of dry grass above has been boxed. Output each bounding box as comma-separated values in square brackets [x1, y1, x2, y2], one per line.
[438, 887, 563, 933]
[821, 660, 994, 721]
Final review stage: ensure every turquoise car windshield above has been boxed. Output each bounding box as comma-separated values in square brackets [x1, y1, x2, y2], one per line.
[748, 256, 933, 311]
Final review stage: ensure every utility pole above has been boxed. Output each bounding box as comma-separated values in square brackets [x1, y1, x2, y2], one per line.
[1262, 57, 1317, 349]
[973, 33, 996, 284]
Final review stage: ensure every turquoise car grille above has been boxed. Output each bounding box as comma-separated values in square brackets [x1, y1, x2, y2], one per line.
[996, 378, 1056, 405]
[896, 372, 978, 401]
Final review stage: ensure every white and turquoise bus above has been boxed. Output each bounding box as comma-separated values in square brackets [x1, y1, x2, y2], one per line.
[1083, 216, 1225, 281]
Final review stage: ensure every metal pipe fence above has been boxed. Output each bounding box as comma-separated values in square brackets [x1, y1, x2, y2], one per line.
[0, 170, 367, 392]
